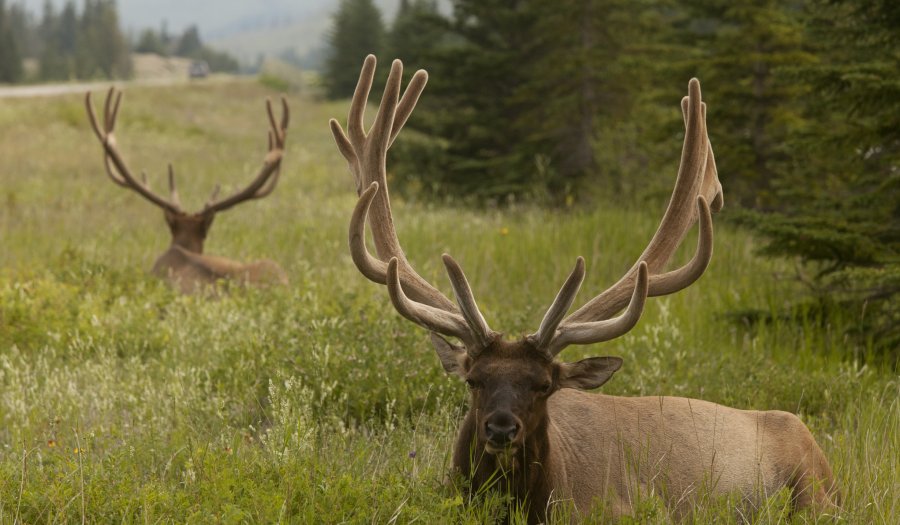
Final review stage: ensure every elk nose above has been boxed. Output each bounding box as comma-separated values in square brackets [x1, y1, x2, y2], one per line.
[485, 420, 520, 446]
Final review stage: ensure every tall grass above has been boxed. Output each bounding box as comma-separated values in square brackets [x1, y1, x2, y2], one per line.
[0, 80, 896, 523]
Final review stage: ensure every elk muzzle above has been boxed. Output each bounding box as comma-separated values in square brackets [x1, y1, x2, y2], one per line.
[483, 411, 523, 452]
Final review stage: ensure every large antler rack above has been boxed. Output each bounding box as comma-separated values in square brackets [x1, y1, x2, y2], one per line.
[333, 56, 722, 359]
[331, 56, 498, 350]
[85, 87, 290, 216]
[529, 78, 723, 357]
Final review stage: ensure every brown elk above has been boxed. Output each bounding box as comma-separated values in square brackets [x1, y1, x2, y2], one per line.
[86, 88, 290, 293]
[331, 56, 840, 522]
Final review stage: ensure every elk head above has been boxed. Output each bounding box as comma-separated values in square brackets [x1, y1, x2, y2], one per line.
[85, 87, 290, 255]
[331, 56, 722, 458]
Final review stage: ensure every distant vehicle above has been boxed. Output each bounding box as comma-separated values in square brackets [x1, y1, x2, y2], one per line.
[189, 60, 210, 79]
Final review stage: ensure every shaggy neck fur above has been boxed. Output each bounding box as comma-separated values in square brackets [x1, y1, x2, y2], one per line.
[454, 402, 556, 523]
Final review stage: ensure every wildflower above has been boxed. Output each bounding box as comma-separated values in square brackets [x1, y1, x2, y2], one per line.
[499, 227, 509, 236]
[408, 450, 417, 459]
[47, 439, 56, 448]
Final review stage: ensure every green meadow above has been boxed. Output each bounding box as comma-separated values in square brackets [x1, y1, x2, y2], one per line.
[0, 79, 896, 523]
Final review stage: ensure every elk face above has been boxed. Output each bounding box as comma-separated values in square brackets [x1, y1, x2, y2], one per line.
[432, 334, 622, 454]
[164, 211, 214, 253]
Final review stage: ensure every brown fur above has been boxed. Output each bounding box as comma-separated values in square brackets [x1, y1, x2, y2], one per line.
[151, 212, 287, 293]
[85, 88, 290, 293]
[437, 337, 839, 522]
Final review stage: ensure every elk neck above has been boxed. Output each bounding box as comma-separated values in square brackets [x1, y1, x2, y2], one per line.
[165, 212, 212, 254]
[170, 233, 205, 254]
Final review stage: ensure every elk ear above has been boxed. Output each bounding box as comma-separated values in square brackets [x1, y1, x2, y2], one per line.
[430, 333, 468, 378]
[557, 356, 623, 390]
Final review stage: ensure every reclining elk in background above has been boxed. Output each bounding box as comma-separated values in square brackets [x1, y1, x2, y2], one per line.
[85, 88, 290, 293]
[331, 56, 840, 522]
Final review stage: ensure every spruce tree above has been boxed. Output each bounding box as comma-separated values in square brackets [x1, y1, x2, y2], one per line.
[514, 0, 670, 199]
[0, 0, 23, 83]
[674, 0, 813, 206]
[387, 0, 442, 71]
[391, 0, 670, 203]
[324, 0, 385, 99]
[176, 26, 203, 57]
[391, 0, 537, 201]
[741, 0, 900, 355]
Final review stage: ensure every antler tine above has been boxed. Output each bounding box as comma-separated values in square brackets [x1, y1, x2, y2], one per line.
[442, 254, 496, 350]
[335, 56, 460, 316]
[387, 258, 476, 346]
[206, 184, 221, 207]
[85, 89, 183, 213]
[167, 164, 182, 208]
[265, 98, 289, 148]
[529, 257, 586, 351]
[347, 55, 377, 148]
[547, 262, 649, 357]
[279, 96, 290, 136]
[390, 69, 428, 147]
[103, 87, 115, 131]
[84, 92, 108, 144]
[369, 59, 403, 152]
[557, 78, 719, 331]
[649, 196, 713, 295]
[109, 90, 122, 132]
[349, 182, 390, 284]
[330, 119, 357, 179]
[203, 97, 290, 214]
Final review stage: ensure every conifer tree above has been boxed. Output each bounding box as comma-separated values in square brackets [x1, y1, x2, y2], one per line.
[741, 0, 900, 354]
[392, 0, 669, 203]
[391, 0, 537, 201]
[324, 0, 385, 99]
[0, 0, 23, 83]
[387, 0, 442, 71]
[674, 0, 813, 206]
[176, 26, 203, 57]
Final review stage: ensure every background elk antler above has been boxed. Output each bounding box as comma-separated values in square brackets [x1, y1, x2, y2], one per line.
[84, 87, 291, 292]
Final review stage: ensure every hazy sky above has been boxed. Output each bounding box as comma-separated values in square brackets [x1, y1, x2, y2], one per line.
[16, 0, 403, 38]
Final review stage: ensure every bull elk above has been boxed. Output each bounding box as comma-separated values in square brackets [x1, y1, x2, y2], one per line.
[85, 88, 290, 293]
[331, 56, 840, 521]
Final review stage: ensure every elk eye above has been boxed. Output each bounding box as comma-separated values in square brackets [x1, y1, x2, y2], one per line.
[536, 382, 552, 394]
[465, 379, 480, 390]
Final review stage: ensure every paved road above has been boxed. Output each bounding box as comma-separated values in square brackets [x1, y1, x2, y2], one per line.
[0, 77, 186, 99]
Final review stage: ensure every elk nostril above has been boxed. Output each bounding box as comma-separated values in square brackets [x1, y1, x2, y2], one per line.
[486, 421, 519, 445]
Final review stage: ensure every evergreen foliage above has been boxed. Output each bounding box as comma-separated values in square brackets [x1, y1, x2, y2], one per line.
[673, 0, 814, 207]
[738, 0, 900, 353]
[387, 0, 443, 71]
[0, 0, 23, 83]
[30, 0, 131, 81]
[373, 0, 897, 355]
[1, 1, 239, 82]
[133, 24, 239, 73]
[389, 0, 668, 203]
[324, 0, 386, 99]
[391, 0, 538, 202]
[135, 28, 168, 55]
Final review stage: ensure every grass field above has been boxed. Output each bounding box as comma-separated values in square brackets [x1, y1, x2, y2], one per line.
[0, 79, 897, 523]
